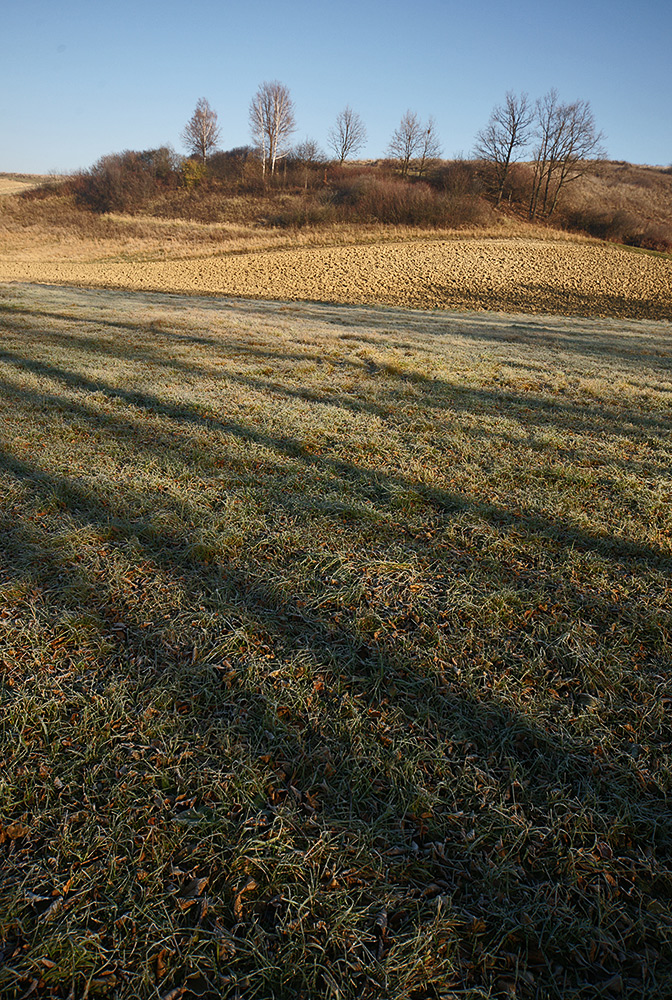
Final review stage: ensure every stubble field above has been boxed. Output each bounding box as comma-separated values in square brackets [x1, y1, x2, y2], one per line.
[0, 280, 671, 999]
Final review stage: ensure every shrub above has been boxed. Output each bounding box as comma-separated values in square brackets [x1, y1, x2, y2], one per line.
[624, 223, 672, 253]
[428, 159, 483, 196]
[268, 198, 336, 228]
[559, 204, 672, 253]
[330, 176, 491, 228]
[74, 148, 179, 213]
[208, 147, 254, 185]
[180, 158, 206, 191]
[18, 176, 70, 201]
[561, 206, 640, 242]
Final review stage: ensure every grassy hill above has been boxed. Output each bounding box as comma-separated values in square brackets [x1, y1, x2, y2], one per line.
[2, 160, 672, 253]
[0, 282, 670, 999]
[1, 161, 671, 322]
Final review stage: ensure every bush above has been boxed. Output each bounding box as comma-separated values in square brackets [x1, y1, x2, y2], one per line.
[428, 159, 483, 196]
[18, 176, 70, 201]
[558, 203, 672, 253]
[180, 159, 206, 191]
[268, 198, 336, 228]
[208, 147, 255, 185]
[562, 206, 640, 242]
[624, 223, 672, 253]
[330, 176, 491, 227]
[74, 148, 179, 213]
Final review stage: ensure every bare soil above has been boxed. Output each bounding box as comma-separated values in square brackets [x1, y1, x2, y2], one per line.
[0, 232, 670, 320]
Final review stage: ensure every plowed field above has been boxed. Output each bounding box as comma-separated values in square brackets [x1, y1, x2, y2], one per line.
[1, 234, 670, 320]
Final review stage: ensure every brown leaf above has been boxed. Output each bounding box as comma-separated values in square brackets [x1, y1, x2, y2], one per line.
[217, 937, 236, 960]
[89, 975, 117, 990]
[175, 897, 199, 912]
[5, 822, 30, 839]
[156, 948, 171, 980]
[233, 878, 258, 921]
[181, 876, 209, 898]
[160, 989, 186, 1000]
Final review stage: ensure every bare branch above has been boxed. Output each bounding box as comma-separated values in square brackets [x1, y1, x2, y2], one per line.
[474, 91, 532, 204]
[328, 106, 367, 165]
[417, 117, 442, 178]
[181, 98, 221, 165]
[529, 90, 606, 218]
[387, 110, 424, 178]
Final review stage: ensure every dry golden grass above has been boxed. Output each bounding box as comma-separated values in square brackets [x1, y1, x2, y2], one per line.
[0, 174, 56, 197]
[1, 167, 671, 321]
[568, 163, 672, 229]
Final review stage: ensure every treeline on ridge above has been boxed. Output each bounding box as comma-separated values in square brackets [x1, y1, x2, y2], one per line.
[19, 85, 672, 253]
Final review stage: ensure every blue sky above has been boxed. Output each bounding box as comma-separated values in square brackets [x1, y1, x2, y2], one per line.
[2, 0, 670, 173]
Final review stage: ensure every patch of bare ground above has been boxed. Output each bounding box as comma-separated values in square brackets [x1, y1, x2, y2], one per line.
[0, 232, 670, 320]
[1, 175, 670, 319]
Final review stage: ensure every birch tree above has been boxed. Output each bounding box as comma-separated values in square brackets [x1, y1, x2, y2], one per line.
[249, 81, 296, 179]
[181, 98, 221, 164]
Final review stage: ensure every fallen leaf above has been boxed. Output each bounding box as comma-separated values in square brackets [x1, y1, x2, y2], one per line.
[160, 989, 186, 1000]
[181, 876, 209, 897]
[156, 948, 171, 980]
[233, 878, 258, 921]
[5, 822, 30, 839]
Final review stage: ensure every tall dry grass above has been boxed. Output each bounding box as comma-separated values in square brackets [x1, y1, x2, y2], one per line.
[2, 160, 671, 259]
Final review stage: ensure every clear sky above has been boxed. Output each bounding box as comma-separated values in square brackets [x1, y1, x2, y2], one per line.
[2, 0, 670, 174]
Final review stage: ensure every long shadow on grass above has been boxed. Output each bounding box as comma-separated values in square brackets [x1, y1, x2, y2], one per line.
[2, 292, 672, 995]
[1, 438, 671, 996]
[3, 301, 671, 451]
[0, 348, 669, 575]
[0, 330, 394, 419]
[8, 281, 672, 366]
[3, 333, 670, 488]
[0, 372, 668, 686]
[0, 410, 669, 798]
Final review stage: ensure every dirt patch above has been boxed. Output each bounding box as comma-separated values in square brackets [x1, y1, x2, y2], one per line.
[0, 232, 670, 320]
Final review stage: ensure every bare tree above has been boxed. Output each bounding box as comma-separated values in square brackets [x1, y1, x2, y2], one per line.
[293, 138, 325, 164]
[416, 116, 442, 178]
[248, 81, 296, 180]
[529, 89, 606, 219]
[474, 91, 533, 205]
[387, 110, 424, 178]
[181, 98, 221, 164]
[328, 106, 367, 164]
[293, 137, 325, 190]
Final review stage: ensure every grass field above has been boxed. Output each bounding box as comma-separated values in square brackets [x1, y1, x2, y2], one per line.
[0, 282, 671, 999]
